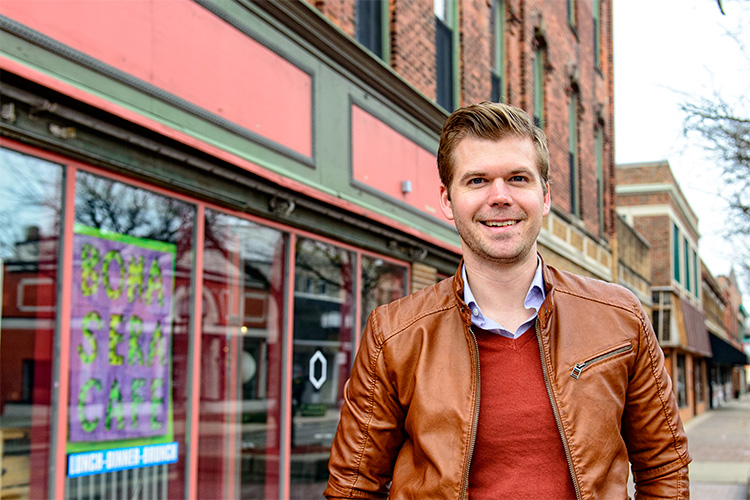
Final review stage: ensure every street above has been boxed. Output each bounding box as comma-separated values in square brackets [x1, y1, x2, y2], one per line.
[687, 392, 750, 499]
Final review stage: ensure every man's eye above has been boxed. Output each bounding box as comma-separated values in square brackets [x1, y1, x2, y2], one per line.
[468, 178, 485, 185]
[510, 176, 528, 182]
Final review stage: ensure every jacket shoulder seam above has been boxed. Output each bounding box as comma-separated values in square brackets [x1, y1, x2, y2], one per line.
[378, 302, 458, 344]
[553, 286, 639, 315]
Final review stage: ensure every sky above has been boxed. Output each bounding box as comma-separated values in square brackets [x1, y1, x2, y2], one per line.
[613, 0, 750, 295]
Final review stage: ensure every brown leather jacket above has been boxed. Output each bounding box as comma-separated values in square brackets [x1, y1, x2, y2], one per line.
[325, 261, 691, 499]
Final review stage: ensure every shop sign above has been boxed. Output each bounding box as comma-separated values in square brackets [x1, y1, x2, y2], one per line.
[68, 442, 179, 478]
[67, 224, 175, 457]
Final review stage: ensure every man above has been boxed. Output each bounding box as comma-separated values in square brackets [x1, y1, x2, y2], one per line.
[324, 102, 690, 499]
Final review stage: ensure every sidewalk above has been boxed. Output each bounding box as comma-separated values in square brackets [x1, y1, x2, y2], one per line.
[684, 392, 750, 499]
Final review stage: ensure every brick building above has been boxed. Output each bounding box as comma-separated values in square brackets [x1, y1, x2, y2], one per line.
[0, 0, 619, 498]
[616, 160, 713, 423]
[702, 264, 749, 406]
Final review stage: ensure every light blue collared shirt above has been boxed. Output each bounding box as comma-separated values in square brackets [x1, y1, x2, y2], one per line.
[462, 257, 546, 339]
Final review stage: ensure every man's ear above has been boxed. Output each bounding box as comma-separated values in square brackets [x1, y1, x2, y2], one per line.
[543, 182, 551, 216]
[439, 184, 454, 221]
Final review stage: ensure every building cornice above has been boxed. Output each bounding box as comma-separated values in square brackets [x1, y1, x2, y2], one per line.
[615, 183, 700, 238]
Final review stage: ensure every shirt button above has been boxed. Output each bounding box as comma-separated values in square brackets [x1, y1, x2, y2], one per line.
[472, 308, 479, 317]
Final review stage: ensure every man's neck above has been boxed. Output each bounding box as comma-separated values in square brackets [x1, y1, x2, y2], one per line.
[463, 254, 539, 331]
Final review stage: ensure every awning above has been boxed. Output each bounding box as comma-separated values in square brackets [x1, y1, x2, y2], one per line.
[709, 332, 749, 366]
[674, 296, 712, 357]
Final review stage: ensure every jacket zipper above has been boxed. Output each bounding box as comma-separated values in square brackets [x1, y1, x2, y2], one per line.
[570, 344, 634, 379]
[460, 326, 481, 500]
[536, 320, 582, 500]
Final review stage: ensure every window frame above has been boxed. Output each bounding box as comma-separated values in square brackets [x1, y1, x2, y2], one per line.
[568, 91, 580, 217]
[490, 0, 506, 102]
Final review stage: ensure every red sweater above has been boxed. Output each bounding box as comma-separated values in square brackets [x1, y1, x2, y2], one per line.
[468, 327, 577, 499]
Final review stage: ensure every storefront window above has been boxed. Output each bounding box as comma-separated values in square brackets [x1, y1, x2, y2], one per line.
[694, 358, 704, 404]
[0, 147, 63, 499]
[360, 255, 408, 330]
[66, 171, 194, 498]
[290, 238, 355, 497]
[197, 210, 287, 499]
[676, 354, 687, 408]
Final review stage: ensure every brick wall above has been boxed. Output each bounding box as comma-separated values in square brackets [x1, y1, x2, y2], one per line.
[633, 216, 670, 286]
[459, 0, 492, 105]
[307, 0, 356, 35]
[392, 0, 437, 101]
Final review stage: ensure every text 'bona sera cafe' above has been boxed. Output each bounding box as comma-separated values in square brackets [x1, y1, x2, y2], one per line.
[66, 224, 178, 478]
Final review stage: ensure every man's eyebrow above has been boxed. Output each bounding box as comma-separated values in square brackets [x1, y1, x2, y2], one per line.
[457, 170, 487, 181]
[508, 167, 538, 177]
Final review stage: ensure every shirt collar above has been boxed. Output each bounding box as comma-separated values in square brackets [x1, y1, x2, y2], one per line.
[462, 256, 546, 337]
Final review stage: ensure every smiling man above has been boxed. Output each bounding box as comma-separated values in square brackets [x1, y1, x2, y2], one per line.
[325, 102, 691, 499]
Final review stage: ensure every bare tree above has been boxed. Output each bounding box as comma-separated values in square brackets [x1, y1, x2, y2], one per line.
[681, 30, 750, 290]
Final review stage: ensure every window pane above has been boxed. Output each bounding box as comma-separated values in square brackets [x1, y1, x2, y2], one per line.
[682, 239, 693, 292]
[676, 355, 687, 408]
[197, 210, 287, 499]
[0, 147, 63, 499]
[434, 0, 448, 22]
[290, 238, 355, 497]
[360, 255, 408, 331]
[672, 223, 681, 283]
[694, 359, 704, 403]
[67, 171, 194, 497]
[533, 48, 545, 128]
[356, 0, 383, 58]
[436, 18, 454, 110]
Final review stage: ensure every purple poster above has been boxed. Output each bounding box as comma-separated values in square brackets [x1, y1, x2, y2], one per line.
[68, 225, 175, 445]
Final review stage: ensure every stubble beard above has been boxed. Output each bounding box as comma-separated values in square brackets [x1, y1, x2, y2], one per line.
[454, 212, 540, 267]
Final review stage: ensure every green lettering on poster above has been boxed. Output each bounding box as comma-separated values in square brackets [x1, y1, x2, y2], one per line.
[79, 311, 100, 364]
[102, 250, 124, 300]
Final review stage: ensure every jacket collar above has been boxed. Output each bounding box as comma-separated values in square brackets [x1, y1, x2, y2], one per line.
[451, 253, 556, 331]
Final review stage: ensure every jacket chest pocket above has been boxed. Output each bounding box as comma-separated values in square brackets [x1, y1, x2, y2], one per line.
[570, 342, 634, 380]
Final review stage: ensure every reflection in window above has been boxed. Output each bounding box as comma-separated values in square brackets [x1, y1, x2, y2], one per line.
[67, 171, 194, 498]
[676, 354, 687, 408]
[290, 238, 355, 498]
[198, 210, 287, 499]
[360, 255, 408, 330]
[0, 147, 63, 499]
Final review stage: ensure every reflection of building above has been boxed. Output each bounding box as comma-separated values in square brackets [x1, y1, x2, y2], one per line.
[1, 227, 59, 499]
[617, 161, 727, 423]
[0, 0, 627, 497]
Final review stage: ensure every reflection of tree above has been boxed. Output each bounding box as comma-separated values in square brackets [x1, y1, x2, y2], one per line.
[0, 149, 62, 260]
[294, 239, 351, 295]
[202, 211, 279, 290]
[75, 174, 189, 246]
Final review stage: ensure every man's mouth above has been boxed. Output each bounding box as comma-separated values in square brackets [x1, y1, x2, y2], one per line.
[481, 220, 519, 228]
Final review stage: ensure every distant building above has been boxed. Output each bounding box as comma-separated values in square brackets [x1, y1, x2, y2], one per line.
[713, 270, 749, 401]
[616, 160, 712, 423]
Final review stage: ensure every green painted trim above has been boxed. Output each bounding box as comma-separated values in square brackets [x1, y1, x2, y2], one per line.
[381, 0, 391, 63]
[451, 0, 460, 109]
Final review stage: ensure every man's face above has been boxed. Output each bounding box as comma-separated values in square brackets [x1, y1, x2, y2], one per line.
[439, 135, 550, 268]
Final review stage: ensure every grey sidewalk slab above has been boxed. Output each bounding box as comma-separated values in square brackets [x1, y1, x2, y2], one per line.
[686, 393, 750, 499]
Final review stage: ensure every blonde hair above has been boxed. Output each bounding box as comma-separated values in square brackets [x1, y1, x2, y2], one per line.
[437, 102, 550, 195]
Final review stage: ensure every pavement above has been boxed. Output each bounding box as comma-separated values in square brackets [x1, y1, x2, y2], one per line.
[684, 392, 750, 499]
[626, 392, 750, 499]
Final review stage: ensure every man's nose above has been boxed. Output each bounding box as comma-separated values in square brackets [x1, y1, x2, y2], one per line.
[487, 180, 512, 205]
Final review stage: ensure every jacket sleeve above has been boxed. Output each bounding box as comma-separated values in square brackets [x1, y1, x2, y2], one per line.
[324, 310, 407, 499]
[622, 302, 691, 499]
